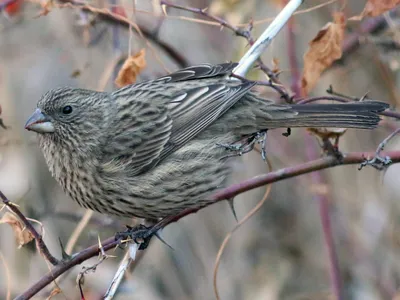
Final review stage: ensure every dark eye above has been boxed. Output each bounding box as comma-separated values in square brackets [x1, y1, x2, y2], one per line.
[62, 105, 73, 115]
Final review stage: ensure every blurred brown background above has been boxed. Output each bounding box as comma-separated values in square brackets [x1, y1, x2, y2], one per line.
[0, 0, 400, 299]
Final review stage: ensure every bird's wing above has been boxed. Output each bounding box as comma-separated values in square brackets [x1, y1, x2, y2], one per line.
[100, 95, 173, 176]
[101, 63, 255, 175]
[159, 81, 255, 162]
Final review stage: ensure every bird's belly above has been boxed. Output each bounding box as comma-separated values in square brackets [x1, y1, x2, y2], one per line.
[53, 135, 238, 219]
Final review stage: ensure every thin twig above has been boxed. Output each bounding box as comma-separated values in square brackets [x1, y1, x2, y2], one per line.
[359, 128, 400, 170]
[0, 252, 11, 300]
[213, 157, 272, 300]
[103, 244, 137, 299]
[0, 191, 59, 266]
[65, 210, 93, 254]
[56, 0, 189, 68]
[233, 0, 304, 77]
[160, 0, 279, 82]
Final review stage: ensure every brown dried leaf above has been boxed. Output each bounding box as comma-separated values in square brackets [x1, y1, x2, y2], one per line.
[0, 212, 34, 248]
[362, 0, 400, 18]
[34, 0, 54, 18]
[307, 127, 347, 140]
[271, 57, 280, 74]
[46, 287, 62, 300]
[301, 12, 346, 95]
[310, 183, 330, 196]
[115, 49, 147, 88]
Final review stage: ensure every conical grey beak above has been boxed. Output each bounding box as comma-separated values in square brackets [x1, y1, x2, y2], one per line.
[25, 108, 55, 133]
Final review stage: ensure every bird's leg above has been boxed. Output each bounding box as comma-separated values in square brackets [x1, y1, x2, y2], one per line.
[115, 222, 172, 250]
[216, 130, 268, 158]
[115, 224, 155, 250]
[257, 130, 268, 161]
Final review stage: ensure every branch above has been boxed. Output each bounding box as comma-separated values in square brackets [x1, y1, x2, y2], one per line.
[160, 0, 280, 82]
[233, 0, 304, 77]
[0, 191, 60, 266]
[339, 8, 399, 63]
[16, 150, 400, 299]
[57, 0, 189, 68]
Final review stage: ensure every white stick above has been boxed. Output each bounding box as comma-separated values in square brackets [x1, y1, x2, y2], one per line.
[104, 243, 138, 300]
[233, 0, 304, 77]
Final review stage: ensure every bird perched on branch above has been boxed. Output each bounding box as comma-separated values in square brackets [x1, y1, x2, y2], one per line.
[25, 63, 388, 220]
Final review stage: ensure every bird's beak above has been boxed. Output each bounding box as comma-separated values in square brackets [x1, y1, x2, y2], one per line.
[25, 108, 55, 133]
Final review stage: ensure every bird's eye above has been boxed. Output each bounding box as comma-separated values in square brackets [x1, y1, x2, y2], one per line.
[62, 105, 73, 115]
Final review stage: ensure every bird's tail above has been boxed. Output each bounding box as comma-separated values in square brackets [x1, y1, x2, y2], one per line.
[255, 101, 389, 129]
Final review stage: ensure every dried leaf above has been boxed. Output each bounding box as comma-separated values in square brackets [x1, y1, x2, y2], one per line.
[46, 287, 62, 300]
[310, 183, 330, 196]
[301, 12, 346, 95]
[362, 0, 400, 18]
[0, 212, 34, 248]
[115, 49, 147, 88]
[271, 57, 280, 74]
[307, 127, 347, 140]
[35, 0, 54, 18]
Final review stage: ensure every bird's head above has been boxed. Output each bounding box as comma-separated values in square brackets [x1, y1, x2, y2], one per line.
[25, 87, 113, 155]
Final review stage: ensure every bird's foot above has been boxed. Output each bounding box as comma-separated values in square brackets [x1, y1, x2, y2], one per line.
[216, 142, 246, 155]
[115, 224, 172, 250]
[217, 130, 268, 160]
[115, 224, 155, 250]
[359, 155, 392, 171]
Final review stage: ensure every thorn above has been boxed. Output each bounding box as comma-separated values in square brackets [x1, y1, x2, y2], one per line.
[227, 198, 238, 222]
[58, 238, 72, 261]
[161, 4, 168, 16]
[359, 91, 369, 101]
[154, 231, 174, 250]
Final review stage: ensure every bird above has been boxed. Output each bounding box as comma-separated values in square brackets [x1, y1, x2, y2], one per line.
[25, 62, 389, 220]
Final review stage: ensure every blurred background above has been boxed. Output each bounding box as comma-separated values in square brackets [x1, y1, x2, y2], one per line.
[0, 0, 400, 299]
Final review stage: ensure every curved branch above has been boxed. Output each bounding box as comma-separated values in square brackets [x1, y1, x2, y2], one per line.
[0, 191, 60, 266]
[57, 0, 189, 68]
[16, 150, 400, 300]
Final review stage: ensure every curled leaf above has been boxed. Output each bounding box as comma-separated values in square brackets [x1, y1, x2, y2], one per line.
[115, 49, 147, 88]
[362, 0, 400, 18]
[0, 212, 34, 248]
[301, 12, 346, 95]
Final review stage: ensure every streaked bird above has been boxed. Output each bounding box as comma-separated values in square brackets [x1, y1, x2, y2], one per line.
[25, 63, 389, 219]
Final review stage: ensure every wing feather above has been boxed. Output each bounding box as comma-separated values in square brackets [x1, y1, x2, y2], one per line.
[101, 63, 253, 175]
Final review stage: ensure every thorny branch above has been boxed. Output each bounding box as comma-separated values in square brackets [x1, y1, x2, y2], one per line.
[15, 149, 400, 300]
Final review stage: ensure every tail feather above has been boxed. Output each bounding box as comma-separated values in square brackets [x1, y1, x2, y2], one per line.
[260, 101, 389, 129]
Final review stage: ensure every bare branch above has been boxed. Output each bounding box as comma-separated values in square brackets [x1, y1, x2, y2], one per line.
[0, 191, 59, 266]
[16, 149, 400, 299]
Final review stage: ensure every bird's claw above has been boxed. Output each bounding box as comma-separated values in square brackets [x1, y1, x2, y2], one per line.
[217, 130, 268, 161]
[358, 155, 392, 171]
[115, 224, 154, 250]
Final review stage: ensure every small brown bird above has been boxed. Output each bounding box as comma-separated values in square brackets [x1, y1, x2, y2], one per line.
[25, 63, 388, 220]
